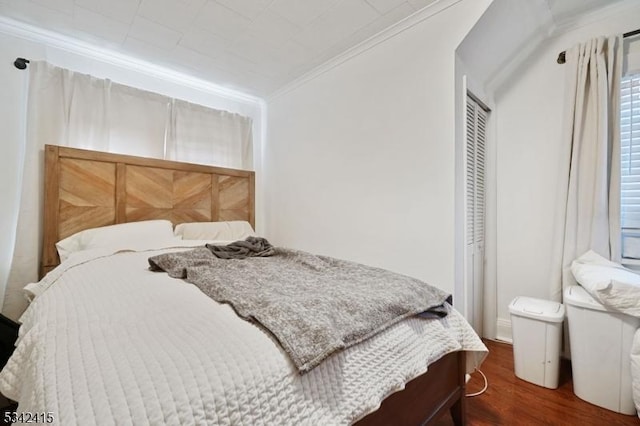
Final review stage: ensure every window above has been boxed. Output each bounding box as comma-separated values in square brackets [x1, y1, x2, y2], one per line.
[621, 73, 640, 259]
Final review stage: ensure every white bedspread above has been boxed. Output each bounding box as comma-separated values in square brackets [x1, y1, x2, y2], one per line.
[0, 245, 487, 425]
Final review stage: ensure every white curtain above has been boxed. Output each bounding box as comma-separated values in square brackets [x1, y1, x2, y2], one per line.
[3, 62, 253, 320]
[4, 62, 112, 320]
[108, 84, 171, 159]
[550, 36, 622, 301]
[166, 99, 252, 169]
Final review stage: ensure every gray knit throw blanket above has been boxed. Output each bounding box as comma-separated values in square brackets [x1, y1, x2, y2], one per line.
[149, 239, 451, 373]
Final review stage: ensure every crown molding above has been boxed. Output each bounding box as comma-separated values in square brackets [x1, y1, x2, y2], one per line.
[550, 0, 640, 37]
[267, 0, 462, 102]
[0, 16, 263, 106]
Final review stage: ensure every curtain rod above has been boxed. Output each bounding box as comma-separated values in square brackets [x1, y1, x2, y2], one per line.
[13, 57, 29, 70]
[557, 28, 640, 64]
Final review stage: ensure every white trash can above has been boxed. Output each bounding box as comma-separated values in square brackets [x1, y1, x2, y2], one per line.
[564, 285, 639, 415]
[509, 296, 565, 389]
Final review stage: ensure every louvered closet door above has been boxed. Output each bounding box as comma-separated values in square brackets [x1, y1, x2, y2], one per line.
[465, 95, 488, 334]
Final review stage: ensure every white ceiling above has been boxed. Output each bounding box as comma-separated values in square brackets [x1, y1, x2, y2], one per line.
[0, 0, 624, 98]
[0, 0, 439, 96]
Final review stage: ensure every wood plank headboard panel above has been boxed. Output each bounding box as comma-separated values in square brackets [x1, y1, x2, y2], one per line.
[42, 145, 255, 276]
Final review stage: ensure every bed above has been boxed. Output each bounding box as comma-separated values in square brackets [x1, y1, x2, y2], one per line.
[0, 145, 487, 425]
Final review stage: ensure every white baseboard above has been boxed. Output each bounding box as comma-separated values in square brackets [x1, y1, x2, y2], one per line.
[495, 317, 512, 343]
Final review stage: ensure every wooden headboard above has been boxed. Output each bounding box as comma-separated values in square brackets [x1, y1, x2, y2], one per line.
[42, 144, 255, 276]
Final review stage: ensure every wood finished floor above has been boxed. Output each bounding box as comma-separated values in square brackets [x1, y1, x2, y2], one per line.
[433, 339, 639, 426]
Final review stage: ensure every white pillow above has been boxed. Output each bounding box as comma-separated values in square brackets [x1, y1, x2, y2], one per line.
[597, 280, 640, 317]
[56, 220, 176, 262]
[174, 221, 255, 241]
[571, 250, 640, 316]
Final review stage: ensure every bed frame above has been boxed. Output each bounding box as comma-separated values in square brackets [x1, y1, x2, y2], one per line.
[41, 144, 467, 425]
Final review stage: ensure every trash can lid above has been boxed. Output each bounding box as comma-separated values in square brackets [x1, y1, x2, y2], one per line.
[508, 296, 565, 322]
[563, 285, 610, 312]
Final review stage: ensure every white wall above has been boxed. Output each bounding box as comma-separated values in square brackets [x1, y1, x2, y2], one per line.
[493, 2, 640, 341]
[264, 0, 491, 303]
[0, 23, 264, 315]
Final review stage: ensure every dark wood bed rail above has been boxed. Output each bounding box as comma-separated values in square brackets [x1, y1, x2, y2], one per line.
[355, 350, 466, 425]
